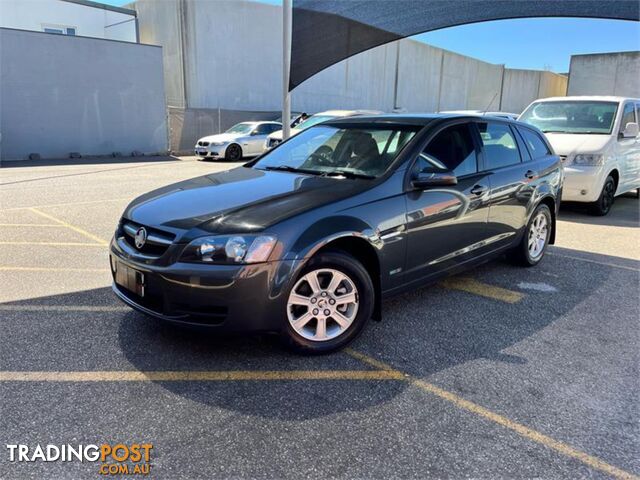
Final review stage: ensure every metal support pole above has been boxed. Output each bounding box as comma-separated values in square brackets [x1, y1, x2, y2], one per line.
[282, 0, 292, 140]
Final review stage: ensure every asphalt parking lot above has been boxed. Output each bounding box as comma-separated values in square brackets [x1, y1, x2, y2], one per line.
[1, 156, 638, 479]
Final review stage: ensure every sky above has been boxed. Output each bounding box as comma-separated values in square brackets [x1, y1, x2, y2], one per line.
[102, 0, 639, 73]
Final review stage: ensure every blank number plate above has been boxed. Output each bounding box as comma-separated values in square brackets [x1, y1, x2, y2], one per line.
[115, 261, 145, 297]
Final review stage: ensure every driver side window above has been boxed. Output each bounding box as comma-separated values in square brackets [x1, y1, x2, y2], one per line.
[415, 123, 478, 177]
[619, 103, 636, 134]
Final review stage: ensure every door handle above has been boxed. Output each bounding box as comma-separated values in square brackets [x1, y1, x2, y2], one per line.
[525, 170, 537, 179]
[470, 185, 488, 196]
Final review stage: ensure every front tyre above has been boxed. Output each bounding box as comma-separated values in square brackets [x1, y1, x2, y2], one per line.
[509, 204, 552, 267]
[589, 175, 616, 216]
[282, 251, 374, 354]
[225, 143, 243, 161]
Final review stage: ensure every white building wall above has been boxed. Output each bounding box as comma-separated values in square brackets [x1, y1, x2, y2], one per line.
[0, 28, 166, 161]
[0, 0, 136, 42]
[184, 0, 282, 111]
[135, 0, 185, 107]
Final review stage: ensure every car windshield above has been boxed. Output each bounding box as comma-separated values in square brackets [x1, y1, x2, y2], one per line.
[519, 101, 618, 134]
[226, 123, 255, 134]
[252, 125, 418, 178]
[293, 115, 336, 132]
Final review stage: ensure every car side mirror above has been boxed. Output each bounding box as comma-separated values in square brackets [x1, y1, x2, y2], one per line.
[621, 122, 639, 138]
[250, 130, 261, 136]
[411, 170, 457, 190]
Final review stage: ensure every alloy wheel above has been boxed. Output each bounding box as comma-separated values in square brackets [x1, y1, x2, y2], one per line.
[528, 212, 548, 259]
[227, 144, 241, 161]
[287, 268, 359, 342]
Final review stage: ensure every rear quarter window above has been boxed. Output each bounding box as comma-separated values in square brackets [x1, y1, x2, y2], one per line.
[519, 128, 551, 159]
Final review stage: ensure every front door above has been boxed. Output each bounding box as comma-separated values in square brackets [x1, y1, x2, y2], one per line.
[402, 122, 491, 284]
[243, 124, 273, 155]
[616, 102, 640, 192]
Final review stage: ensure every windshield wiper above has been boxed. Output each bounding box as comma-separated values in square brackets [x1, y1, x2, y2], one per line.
[263, 165, 323, 175]
[263, 165, 374, 179]
[322, 170, 375, 180]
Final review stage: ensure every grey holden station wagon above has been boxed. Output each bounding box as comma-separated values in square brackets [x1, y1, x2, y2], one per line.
[110, 114, 562, 354]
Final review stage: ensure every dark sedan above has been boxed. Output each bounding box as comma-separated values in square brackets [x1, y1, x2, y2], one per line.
[110, 114, 563, 354]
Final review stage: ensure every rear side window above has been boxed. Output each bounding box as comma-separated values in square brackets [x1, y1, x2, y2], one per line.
[519, 128, 551, 159]
[254, 124, 272, 135]
[419, 123, 478, 177]
[478, 122, 521, 170]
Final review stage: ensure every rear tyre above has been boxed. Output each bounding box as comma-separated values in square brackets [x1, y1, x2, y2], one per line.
[509, 204, 552, 267]
[281, 251, 374, 355]
[589, 176, 616, 216]
[225, 144, 242, 161]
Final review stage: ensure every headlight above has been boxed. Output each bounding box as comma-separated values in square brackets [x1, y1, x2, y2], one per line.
[572, 154, 604, 166]
[180, 235, 277, 264]
[210, 141, 226, 146]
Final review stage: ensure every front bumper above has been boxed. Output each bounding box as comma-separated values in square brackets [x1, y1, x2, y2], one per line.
[110, 237, 296, 332]
[561, 165, 606, 203]
[194, 144, 227, 158]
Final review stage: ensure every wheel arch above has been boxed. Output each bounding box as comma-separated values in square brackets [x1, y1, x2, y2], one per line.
[226, 142, 243, 159]
[537, 195, 557, 245]
[315, 235, 382, 321]
[607, 168, 620, 192]
[288, 220, 383, 322]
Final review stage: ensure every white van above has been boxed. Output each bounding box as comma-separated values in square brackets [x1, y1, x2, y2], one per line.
[520, 96, 640, 215]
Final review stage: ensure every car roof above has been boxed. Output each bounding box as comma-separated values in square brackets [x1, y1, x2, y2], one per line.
[441, 110, 518, 117]
[532, 95, 640, 103]
[314, 109, 384, 117]
[324, 113, 524, 126]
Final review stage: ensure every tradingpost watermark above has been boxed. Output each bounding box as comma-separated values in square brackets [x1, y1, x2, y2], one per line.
[6, 443, 154, 475]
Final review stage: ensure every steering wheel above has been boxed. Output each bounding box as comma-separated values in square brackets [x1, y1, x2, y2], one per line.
[308, 146, 335, 166]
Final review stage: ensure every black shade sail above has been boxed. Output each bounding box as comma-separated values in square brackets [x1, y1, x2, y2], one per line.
[290, 0, 640, 90]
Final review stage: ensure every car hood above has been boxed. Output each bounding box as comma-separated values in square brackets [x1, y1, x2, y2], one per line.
[124, 167, 370, 235]
[197, 133, 242, 144]
[544, 133, 612, 156]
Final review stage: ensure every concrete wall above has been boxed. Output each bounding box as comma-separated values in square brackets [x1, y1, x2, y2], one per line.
[0, 0, 137, 42]
[500, 69, 568, 113]
[133, 0, 568, 150]
[135, 0, 185, 107]
[568, 51, 640, 98]
[0, 28, 167, 161]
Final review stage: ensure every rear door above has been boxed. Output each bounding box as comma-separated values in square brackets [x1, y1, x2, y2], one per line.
[474, 121, 536, 249]
[402, 121, 491, 284]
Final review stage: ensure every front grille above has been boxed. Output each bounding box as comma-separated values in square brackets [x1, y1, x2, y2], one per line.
[198, 141, 210, 147]
[121, 220, 175, 257]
